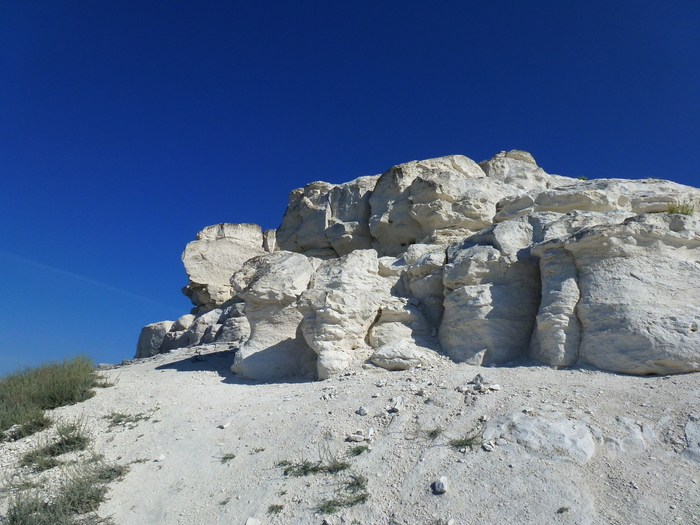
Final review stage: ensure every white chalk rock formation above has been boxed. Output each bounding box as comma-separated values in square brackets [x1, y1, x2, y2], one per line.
[231, 252, 317, 380]
[135, 320, 175, 358]
[138, 149, 700, 378]
[276, 176, 379, 258]
[368, 297, 434, 348]
[298, 250, 393, 379]
[392, 244, 447, 327]
[370, 338, 440, 371]
[369, 155, 490, 255]
[496, 178, 700, 222]
[548, 213, 700, 374]
[440, 218, 541, 365]
[181, 223, 266, 310]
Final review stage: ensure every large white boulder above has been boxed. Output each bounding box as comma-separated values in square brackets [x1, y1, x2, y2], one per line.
[298, 250, 393, 379]
[368, 155, 488, 255]
[370, 338, 440, 371]
[276, 175, 379, 258]
[368, 297, 433, 348]
[231, 252, 317, 380]
[182, 223, 266, 309]
[439, 218, 541, 365]
[561, 213, 700, 374]
[135, 320, 175, 358]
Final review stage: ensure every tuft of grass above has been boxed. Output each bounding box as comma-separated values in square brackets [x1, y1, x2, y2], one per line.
[19, 422, 90, 472]
[324, 457, 351, 474]
[576, 176, 588, 181]
[93, 462, 129, 483]
[282, 459, 324, 477]
[344, 474, 368, 493]
[1, 356, 103, 440]
[220, 452, 236, 463]
[448, 424, 483, 450]
[5, 459, 127, 524]
[667, 200, 695, 215]
[279, 457, 350, 477]
[347, 444, 369, 456]
[427, 427, 443, 440]
[267, 504, 284, 515]
[317, 491, 369, 514]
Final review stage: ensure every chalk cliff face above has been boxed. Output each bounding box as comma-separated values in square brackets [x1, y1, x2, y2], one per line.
[137, 150, 700, 378]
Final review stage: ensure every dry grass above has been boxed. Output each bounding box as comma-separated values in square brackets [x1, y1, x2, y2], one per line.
[1, 356, 105, 441]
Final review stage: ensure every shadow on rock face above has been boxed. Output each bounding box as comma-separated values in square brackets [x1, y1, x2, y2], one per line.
[154, 347, 316, 386]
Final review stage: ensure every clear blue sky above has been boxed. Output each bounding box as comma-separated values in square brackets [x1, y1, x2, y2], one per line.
[1, 1, 699, 376]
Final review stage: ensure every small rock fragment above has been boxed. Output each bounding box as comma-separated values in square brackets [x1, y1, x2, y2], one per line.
[432, 476, 449, 494]
[357, 406, 368, 416]
[217, 418, 233, 429]
[389, 396, 404, 413]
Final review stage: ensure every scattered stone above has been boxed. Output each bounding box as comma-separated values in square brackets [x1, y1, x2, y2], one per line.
[388, 396, 404, 413]
[356, 406, 368, 416]
[347, 428, 374, 442]
[482, 441, 496, 452]
[217, 418, 233, 429]
[432, 476, 449, 494]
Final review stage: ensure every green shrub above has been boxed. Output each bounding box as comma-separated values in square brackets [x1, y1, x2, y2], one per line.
[448, 423, 483, 450]
[5, 460, 128, 524]
[667, 200, 695, 215]
[347, 444, 369, 456]
[1, 356, 103, 439]
[19, 422, 90, 472]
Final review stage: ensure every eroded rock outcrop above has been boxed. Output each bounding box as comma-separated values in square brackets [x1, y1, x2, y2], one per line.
[137, 149, 700, 379]
[540, 213, 700, 375]
[298, 249, 393, 379]
[182, 223, 267, 310]
[230, 251, 317, 380]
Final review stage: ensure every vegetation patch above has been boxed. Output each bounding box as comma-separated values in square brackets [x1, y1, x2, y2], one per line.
[267, 504, 284, 515]
[219, 452, 237, 463]
[667, 200, 695, 215]
[1, 356, 105, 441]
[448, 424, 483, 450]
[278, 457, 350, 477]
[5, 459, 128, 525]
[19, 423, 90, 472]
[316, 473, 369, 514]
[347, 444, 369, 456]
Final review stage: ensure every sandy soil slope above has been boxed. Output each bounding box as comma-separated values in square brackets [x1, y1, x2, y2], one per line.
[2, 344, 699, 524]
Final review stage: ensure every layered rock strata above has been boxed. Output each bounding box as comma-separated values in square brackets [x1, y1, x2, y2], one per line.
[137, 150, 700, 378]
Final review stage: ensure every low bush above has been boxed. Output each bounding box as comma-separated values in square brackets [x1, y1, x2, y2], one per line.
[19, 422, 90, 472]
[667, 200, 695, 215]
[1, 356, 104, 440]
[5, 460, 128, 524]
